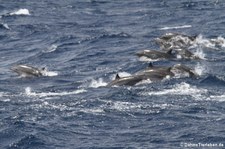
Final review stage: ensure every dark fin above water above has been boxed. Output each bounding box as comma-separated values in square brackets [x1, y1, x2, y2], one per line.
[148, 62, 153, 68]
[166, 49, 173, 54]
[115, 74, 120, 80]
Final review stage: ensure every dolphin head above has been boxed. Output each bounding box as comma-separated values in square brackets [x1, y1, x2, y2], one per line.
[11, 65, 44, 77]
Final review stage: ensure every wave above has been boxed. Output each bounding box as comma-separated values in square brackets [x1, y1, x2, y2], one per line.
[79, 32, 132, 44]
[159, 25, 192, 30]
[9, 8, 30, 16]
[25, 87, 86, 98]
[43, 44, 58, 53]
[144, 82, 208, 99]
[200, 75, 225, 86]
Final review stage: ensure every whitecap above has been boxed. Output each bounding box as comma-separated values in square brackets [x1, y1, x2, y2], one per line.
[159, 25, 192, 30]
[10, 9, 30, 16]
[25, 87, 86, 98]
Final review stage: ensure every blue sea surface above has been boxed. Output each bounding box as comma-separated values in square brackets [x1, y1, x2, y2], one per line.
[1, 0, 225, 148]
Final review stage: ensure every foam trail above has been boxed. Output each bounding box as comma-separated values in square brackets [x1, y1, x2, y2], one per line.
[159, 25, 192, 30]
[146, 82, 207, 99]
[10, 9, 30, 16]
[25, 87, 86, 97]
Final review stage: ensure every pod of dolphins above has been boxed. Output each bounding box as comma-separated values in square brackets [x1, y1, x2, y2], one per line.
[108, 32, 202, 86]
[11, 33, 208, 87]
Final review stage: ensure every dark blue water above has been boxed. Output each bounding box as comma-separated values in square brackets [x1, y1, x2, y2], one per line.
[1, 0, 225, 148]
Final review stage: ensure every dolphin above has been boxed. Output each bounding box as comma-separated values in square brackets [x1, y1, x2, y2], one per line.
[11, 64, 46, 77]
[158, 33, 197, 42]
[107, 74, 145, 86]
[155, 33, 197, 50]
[136, 62, 174, 77]
[136, 49, 175, 60]
[171, 64, 199, 78]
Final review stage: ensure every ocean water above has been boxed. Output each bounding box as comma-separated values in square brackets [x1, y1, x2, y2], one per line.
[1, 0, 225, 148]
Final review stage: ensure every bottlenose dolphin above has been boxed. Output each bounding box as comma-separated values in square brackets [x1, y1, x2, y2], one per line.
[136, 49, 175, 60]
[11, 64, 46, 77]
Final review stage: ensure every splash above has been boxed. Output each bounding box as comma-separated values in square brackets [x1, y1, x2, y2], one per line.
[10, 9, 30, 16]
[194, 34, 224, 50]
[193, 48, 206, 60]
[210, 36, 225, 48]
[25, 87, 86, 98]
[159, 25, 192, 30]
[146, 82, 207, 98]
[41, 69, 58, 77]
[89, 78, 108, 88]
[194, 63, 205, 76]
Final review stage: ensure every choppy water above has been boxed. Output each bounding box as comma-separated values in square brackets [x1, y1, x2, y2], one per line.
[1, 0, 225, 148]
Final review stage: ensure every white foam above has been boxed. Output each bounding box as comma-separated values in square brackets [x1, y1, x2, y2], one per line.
[45, 44, 58, 53]
[194, 63, 205, 76]
[139, 56, 160, 62]
[0, 92, 3, 97]
[118, 72, 132, 77]
[146, 82, 207, 99]
[159, 25, 192, 30]
[136, 79, 152, 85]
[195, 35, 218, 50]
[210, 36, 225, 48]
[10, 9, 30, 16]
[209, 95, 225, 102]
[25, 87, 86, 98]
[89, 78, 108, 88]
[193, 48, 206, 60]
[41, 70, 58, 77]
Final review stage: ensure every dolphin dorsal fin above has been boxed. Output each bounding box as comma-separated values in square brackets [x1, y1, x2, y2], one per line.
[148, 62, 153, 68]
[115, 74, 120, 80]
[167, 67, 172, 72]
[41, 67, 46, 71]
[166, 49, 173, 54]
